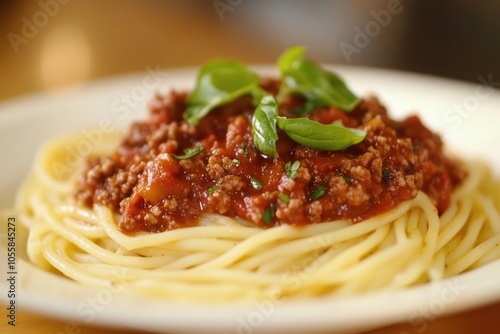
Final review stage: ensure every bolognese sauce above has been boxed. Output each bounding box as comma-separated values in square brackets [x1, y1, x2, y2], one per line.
[76, 78, 465, 234]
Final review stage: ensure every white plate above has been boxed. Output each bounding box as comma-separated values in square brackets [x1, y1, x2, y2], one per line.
[1, 66, 500, 334]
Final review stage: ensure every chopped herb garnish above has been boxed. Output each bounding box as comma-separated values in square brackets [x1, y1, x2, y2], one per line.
[310, 185, 326, 201]
[206, 179, 223, 195]
[342, 176, 353, 183]
[206, 184, 219, 195]
[262, 205, 275, 224]
[173, 145, 204, 160]
[241, 142, 249, 155]
[279, 193, 290, 204]
[232, 159, 240, 165]
[250, 177, 263, 190]
[414, 145, 421, 151]
[382, 167, 391, 183]
[285, 160, 301, 179]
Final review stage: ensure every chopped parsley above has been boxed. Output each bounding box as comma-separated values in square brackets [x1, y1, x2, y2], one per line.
[250, 177, 263, 190]
[285, 160, 301, 179]
[206, 179, 223, 195]
[241, 142, 249, 155]
[206, 184, 219, 195]
[342, 176, 353, 183]
[279, 193, 290, 204]
[382, 167, 391, 183]
[173, 145, 204, 160]
[262, 205, 275, 224]
[310, 185, 326, 201]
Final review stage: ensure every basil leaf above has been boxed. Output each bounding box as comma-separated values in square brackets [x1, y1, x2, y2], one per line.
[252, 95, 279, 157]
[185, 60, 260, 124]
[173, 145, 204, 160]
[278, 46, 360, 112]
[276, 117, 366, 151]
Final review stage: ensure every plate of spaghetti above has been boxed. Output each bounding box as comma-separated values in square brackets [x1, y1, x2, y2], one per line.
[1, 46, 500, 334]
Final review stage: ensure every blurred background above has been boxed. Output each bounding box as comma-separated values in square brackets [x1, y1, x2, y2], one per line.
[1, 0, 499, 101]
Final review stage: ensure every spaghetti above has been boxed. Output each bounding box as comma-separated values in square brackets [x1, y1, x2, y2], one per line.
[17, 130, 500, 301]
[16, 49, 500, 302]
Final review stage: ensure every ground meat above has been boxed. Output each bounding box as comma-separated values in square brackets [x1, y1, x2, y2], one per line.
[75, 80, 465, 234]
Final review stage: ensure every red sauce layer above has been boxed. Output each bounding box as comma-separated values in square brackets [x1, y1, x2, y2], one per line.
[76, 79, 465, 234]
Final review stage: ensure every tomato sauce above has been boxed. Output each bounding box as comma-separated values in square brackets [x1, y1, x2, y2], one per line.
[76, 80, 465, 234]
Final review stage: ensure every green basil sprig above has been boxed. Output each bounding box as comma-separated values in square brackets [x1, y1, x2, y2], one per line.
[185, 46, 366, 156]
[252, 96, 366, 154]
[252, 95, 279, 157]
[278, 45, 360, 112]
[276, 117, 366, 151]
[185, 60, 262, 124]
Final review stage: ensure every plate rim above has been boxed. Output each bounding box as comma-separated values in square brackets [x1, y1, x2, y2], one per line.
[1, 65, 500, 334]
